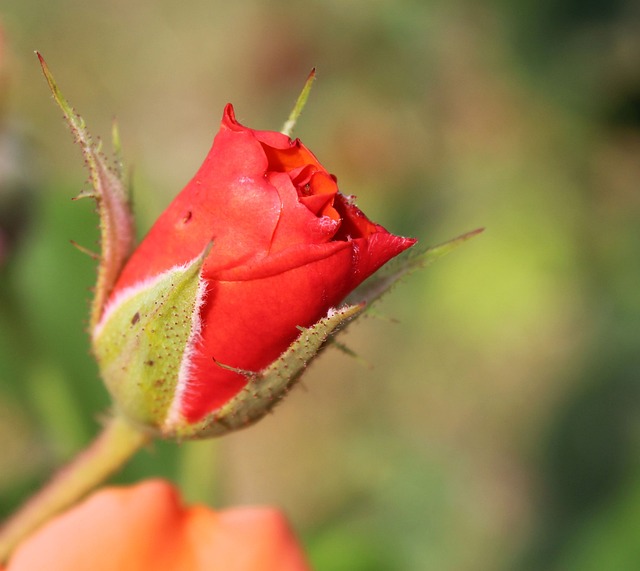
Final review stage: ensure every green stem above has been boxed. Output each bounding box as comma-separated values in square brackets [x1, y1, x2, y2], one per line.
[0, 414, 150, 563]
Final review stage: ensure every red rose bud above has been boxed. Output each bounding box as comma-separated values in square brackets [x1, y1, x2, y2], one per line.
[89, 104, 415, 438]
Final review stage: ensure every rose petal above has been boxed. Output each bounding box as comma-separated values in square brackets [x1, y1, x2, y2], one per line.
[7, 480, 310, 571]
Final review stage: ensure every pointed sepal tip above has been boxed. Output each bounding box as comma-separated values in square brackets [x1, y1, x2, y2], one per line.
[37, 52, 136, 330]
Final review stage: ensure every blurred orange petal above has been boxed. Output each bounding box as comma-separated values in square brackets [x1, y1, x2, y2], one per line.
[6, 480, 311, 571]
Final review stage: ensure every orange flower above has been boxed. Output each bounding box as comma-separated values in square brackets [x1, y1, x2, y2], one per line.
[4, 480, 311, 571]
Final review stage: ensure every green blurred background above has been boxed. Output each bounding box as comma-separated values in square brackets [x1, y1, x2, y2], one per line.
[2, 0, 640, 569]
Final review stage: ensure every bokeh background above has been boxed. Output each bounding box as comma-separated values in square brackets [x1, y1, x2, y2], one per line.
[2, 1, 640, 569]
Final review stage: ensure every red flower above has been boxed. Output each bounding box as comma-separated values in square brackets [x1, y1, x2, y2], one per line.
[4, 480, 311, 571]
[94, 104, 415, 434]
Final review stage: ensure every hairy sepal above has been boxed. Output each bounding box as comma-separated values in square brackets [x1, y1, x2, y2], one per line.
[167, 303, 365, 440]
[92, 247, 209, 433]
[38, 53, 135, 329]
[346, 228, 484, 307]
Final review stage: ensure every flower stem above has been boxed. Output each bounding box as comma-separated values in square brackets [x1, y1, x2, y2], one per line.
[0, 414, 150, 562]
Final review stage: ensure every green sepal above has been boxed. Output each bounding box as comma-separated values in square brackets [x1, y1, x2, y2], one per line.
[37, 53, 135, 330]
[92, 246, 209, 432]
[167, 303, 365, 440]
[346, 228, 484, 307]
[281, 68, 316, 137]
